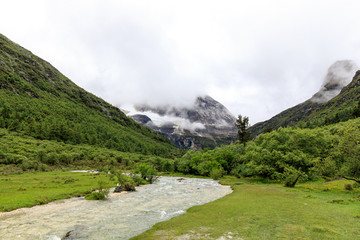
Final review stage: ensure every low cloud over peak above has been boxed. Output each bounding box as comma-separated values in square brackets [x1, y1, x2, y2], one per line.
[311, 60, 358, 104]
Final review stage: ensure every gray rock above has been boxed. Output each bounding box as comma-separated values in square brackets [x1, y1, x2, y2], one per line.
[130, 95, 237, 149]
[62, 225, 89, 240]
[114, 185, 123, 193]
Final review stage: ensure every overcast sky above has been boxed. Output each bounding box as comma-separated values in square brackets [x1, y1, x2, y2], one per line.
[1, 0, 360, 124]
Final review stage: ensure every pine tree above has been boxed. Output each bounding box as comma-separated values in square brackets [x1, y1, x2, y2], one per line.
[235, 115, 250, 146]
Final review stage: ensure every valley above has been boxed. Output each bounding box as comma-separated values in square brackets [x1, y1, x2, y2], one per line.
[133, 177, 360, 240]
[0, 176, 231, 240]
[1, 23, 360, 240]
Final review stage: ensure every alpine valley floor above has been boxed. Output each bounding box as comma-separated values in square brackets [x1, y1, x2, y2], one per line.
[132, 177, 360, 240]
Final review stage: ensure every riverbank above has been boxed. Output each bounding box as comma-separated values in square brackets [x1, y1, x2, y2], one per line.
[0, 170, 211, 213]
[132, 177, 360, 240]
[0, 171, 116, 212]
[2, 171, 360, 239]
[0, 176, 231, 240]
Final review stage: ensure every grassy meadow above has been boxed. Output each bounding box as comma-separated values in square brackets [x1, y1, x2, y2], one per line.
[0, 171, 116, 212]
[132, 177, 360, 240]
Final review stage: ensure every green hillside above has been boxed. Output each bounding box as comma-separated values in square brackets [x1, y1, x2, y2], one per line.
[249, 71, 360, 136]
[0, 33, 179, 158]
[0, 128, 175, 175]
[303, 71, 360, 126]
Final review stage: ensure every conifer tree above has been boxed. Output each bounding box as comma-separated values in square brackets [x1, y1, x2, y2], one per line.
[236, 115, 250, 146]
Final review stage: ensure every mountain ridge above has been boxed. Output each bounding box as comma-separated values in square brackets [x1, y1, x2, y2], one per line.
[249, 60, 359, 136]
[129, 95, 237, 149]
[0, 33, 178, 157]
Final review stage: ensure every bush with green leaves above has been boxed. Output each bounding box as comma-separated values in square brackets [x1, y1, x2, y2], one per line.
[150, 157, 175, 172]
[115, 172, 136, 191]
[131, 174, 147, 186]
[312, 157, 338, 179]
[85, 180, 109, 200]
[137, 163, 159, 184]
[231, 164, 253, 178]
[210, 167, 224, 180]
[0, 127, 176, 174]
[282, 167, 304, 187]
[175, 120, 360, 186]
[175, 144, 245, 177]
[238, 127, 336, 186]
[336, 122, 360, 183]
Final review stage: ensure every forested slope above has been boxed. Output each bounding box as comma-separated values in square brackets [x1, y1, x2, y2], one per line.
[250, 70, 360, 137]
[0, 33, 179, 157]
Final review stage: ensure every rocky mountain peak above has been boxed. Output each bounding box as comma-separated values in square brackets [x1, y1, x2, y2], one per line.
[311, 60, 358, 104]
[131, 114, 152, 125]
[249, 60, 359, 137]
[129, 95, 237, 149]
[193, 95, 236, 126]
[135, 95, 236, 127]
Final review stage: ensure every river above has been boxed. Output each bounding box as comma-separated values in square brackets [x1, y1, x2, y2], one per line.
[0, 177, 232, 240]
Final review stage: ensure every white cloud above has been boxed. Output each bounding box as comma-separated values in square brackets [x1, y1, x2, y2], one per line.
[1, 0, 360, 124]
[124, 104, 205, 133]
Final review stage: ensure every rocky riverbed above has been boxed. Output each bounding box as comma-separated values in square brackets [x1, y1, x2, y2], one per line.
[0, 177, 232, 240]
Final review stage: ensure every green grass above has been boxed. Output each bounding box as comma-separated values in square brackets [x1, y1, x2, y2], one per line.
[132, 177, 360, 240]
[0, 171, 116, 212]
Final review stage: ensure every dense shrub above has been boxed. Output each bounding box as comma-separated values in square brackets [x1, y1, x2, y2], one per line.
[231, 164, 253, 178]
[175, 119, 360, 186]
[210, 167, 224, 180]
[137, 163, 159, 183]
[122, 182, 136, 191]
[85, 181, 109, 200]
[336, 122, 360, 181]
[131, 174, 147, 186]
[175, 144, 245, 177]
[0, 128, 176, 174]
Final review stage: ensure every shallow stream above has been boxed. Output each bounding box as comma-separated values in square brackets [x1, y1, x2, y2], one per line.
[0, 176, 232, 240]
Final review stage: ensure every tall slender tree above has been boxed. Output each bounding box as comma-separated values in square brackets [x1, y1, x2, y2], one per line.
[236, 115, 250, 146]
